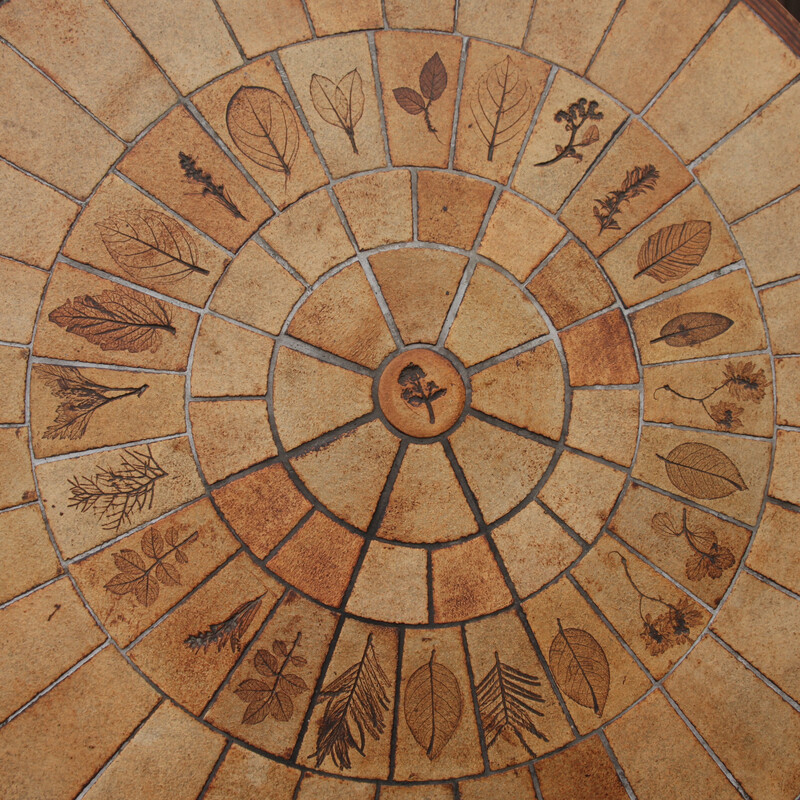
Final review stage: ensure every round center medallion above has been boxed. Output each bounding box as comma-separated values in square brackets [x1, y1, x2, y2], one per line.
[377, 347, 467, 438]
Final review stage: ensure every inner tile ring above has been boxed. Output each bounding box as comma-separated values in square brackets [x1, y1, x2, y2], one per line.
[377, 347, 468, 438]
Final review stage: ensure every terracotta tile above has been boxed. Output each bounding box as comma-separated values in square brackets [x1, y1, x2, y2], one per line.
[522, 577, 651, 733]
[747, 502, 800, 595]
[643, 354, 773, 438]
[203, 746, 300, 800]
[0, 647, 158, 800]
[334, 171, 413, 249]
[64, 174, 230, 306]
[513, 71, 629, 213]
[459, 767, 536, 800]
[0, 0, 175, 140]
[291, 420, 400, 530]
[761, 277, 800, 355]
[297, 773, 377, 800]
[37, 436, 204, 558]
[70, 499, 239, 647]
[524, 0, 620, 73]
[454, 41, 549, 183]
[526, 241, 615, 329]
[118, 107, 270, 251]
[446, 264, 548, 367]
[30, 364, 185, 459]
[539, 451, 626, 543]
[471, 342, 565, 440]
[695, 79, 800, 221]
[215, 0, 311, 57]
[34, 263, 198, 372]
[130, 553, 280, 713]
[347, 541, 427, 623]
[81, 701, 225, 800]
[609, 483, 749, 608]
[385, 0, 455, 30]
[492, 502, 582, 599]
[733, 189, 800, 286]
[633, 426, 771, 525]
[566, 389, 639, 466]
[305, 0, 382, 35]
[588, 0, 728, 113]
[0, 259, 48, 343]
[0, 504, 62, 605]
[450, 416, 554, 524]
[267, 513, 363, 607]
[665, 636, 800, 800]
[206, 593, 337, 757]
[288, 264, 395, 368]
[561, 122, 693, 256]
[0, 427, 35, 511]
[0, 578, 104, 721]
[273, 347, 374, 451]
[281, 34, 386, 178]
[776, 357, 800, 426]
[631, 270, 767, 365]
[465, 609, 573, 765]
[607, 690, 741, 800]
[213, 463, 312, 559]
[645, 4, 800, 162]
[298, 619, 398, 778]
[535, 736, 628, 800]
[261, 190, 355, 284]
[573, 536, 710, 679]
[191, 316, 273, 397]
[110, 0, 241, 95]
[478, 192, 565, 282]
[457, 0, 532, 47]
[713, 571, 800, 703]
[417, 171, 494, 250]
[431, 536, 512, 622]
[191, 401, 274, 483]
[770, 429, 800, 506]
[376, 32, 461, 168]
[0, 163, 79, 269]
[378, 442, 476, 544]
[600, 185, 741, 308]
[0, 43, 123, 199]
[0, 346, 27, 423]
[560, 309, 639, 386]
[192, 57, 326, 209]
[210, 242, 304, 335]
[393, 626, 483, 780]
[381, 785, 455, 800]
[370, 248, 467, 344]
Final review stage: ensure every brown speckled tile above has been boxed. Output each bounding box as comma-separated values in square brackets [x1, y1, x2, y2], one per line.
[776, 357, 800, 426]
[566, 388, 639, 466]
[760, 277, 800, 355]
[457, 0, 533, 48]
[0, 259, 48, 344]
[385, 0, 455, 30]
[747, 502, 800, 595]
[305, 0, 382, 35]
[459, 767, 537, 799]
[0, 345, 27, 424]
[203, 746, 300, 800]
[770, 429, 800, 506]
[214, 0, 311, 58]
[0, 427, 36, 512]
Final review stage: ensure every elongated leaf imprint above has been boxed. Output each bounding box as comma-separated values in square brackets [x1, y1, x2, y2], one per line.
[548, 620, 609, 716]
[48, 287, 176, 354]
[310, 633, 390, 770]
[471, 56, 532, 162]
[185, 596, 263, 654]
[226, 86, 299, 176]
[476, 652, 547, 757]
[310, 68, 365, 154]
[96, 210, 209, 282]
[404, 649, 462, 760]
[650, 312, 734, 348]
[657, 442, 747, 499]
[634, 221, 712, 283]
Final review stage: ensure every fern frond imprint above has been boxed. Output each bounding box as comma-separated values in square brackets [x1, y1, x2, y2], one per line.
[185, 596, 264, 654]
[593, 164, 659, 233]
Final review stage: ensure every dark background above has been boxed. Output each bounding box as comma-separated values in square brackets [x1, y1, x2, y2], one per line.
[782, 0, 800, 19]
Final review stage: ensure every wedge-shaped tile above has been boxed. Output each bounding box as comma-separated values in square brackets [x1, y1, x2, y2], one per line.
[514, 70, 628, 212]
[71, 499, 239, 647]
[376, 32, 461, 167]
[454, 40, 550, 183]
[747, 502, 800, 595]
[203, 745, 300, 800]
[0, 427, 35, 511]
[281, 34, 386, 178]
[770, 429, 800, 507]
[776, 357, 800, 426]
[459, 766, 537, 799]
[457, 0, 532, 46]
[0, 346, 26, 424]
[297, 774, 377, 799]
[761, 277, 800, 355]
[566, 389, 639, 466]
[215, 0, 310, 57]
[305, 0, 382, 35]
[0, 258, 48, 343]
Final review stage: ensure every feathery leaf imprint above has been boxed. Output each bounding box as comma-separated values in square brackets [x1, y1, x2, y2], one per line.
[650, 312, 734, 347]
[634, 221, 712, 283]
[594, 164, 659, 233]
[548, 620, 609, 716]
[185, 596, 264, 654]
[657, 442, 747, 499]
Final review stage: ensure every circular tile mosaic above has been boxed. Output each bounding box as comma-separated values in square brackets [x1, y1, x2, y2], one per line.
[2, 1, 800, 798]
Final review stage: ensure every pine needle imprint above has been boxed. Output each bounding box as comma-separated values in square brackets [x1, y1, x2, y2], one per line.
[593, 164, 659, 233]
[185, 596, 263, 654]
[68, 445, 168, 531]
[179, 151, 246, 220]
[39, 365, 148, 441]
